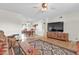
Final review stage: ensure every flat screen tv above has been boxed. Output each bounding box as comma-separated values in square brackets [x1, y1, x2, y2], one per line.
[48, 22, 64, 32]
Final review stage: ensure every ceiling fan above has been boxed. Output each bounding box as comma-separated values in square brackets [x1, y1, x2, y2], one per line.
[32, 3, 56, 18]
[33, 3, 56, 13]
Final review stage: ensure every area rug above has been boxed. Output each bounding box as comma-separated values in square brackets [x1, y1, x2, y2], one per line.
[29, 39, 76, 55]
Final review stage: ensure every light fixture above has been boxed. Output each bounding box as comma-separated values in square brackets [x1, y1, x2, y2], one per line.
[41, 3, 48, 12]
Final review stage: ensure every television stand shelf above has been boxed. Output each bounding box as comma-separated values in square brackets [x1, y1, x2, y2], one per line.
[47, 32, 69, 41]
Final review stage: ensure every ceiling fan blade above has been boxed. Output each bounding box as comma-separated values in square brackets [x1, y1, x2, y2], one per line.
[51, 7, 56, 10]
[33, 6, 38, 8]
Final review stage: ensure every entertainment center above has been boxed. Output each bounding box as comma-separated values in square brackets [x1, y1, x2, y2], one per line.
[47, 22, 68, 41]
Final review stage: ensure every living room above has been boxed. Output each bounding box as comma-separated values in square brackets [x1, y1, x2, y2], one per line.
[0, 3, 79, 55]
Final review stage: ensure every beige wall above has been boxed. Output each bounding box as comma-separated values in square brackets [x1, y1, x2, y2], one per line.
[0, 10, 26, 36]
[48, 12, 79, 41]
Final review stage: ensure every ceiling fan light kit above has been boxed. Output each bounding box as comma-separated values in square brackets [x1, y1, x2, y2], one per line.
[41, 3, 48, 12]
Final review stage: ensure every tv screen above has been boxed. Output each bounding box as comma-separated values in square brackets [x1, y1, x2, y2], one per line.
[48, 22, 64, 32]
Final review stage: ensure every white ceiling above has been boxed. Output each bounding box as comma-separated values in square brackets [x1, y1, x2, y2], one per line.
[0, 3, 79, 21]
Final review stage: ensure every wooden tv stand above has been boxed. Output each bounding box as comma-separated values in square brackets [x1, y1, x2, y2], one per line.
[47, 32, 68, 41]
